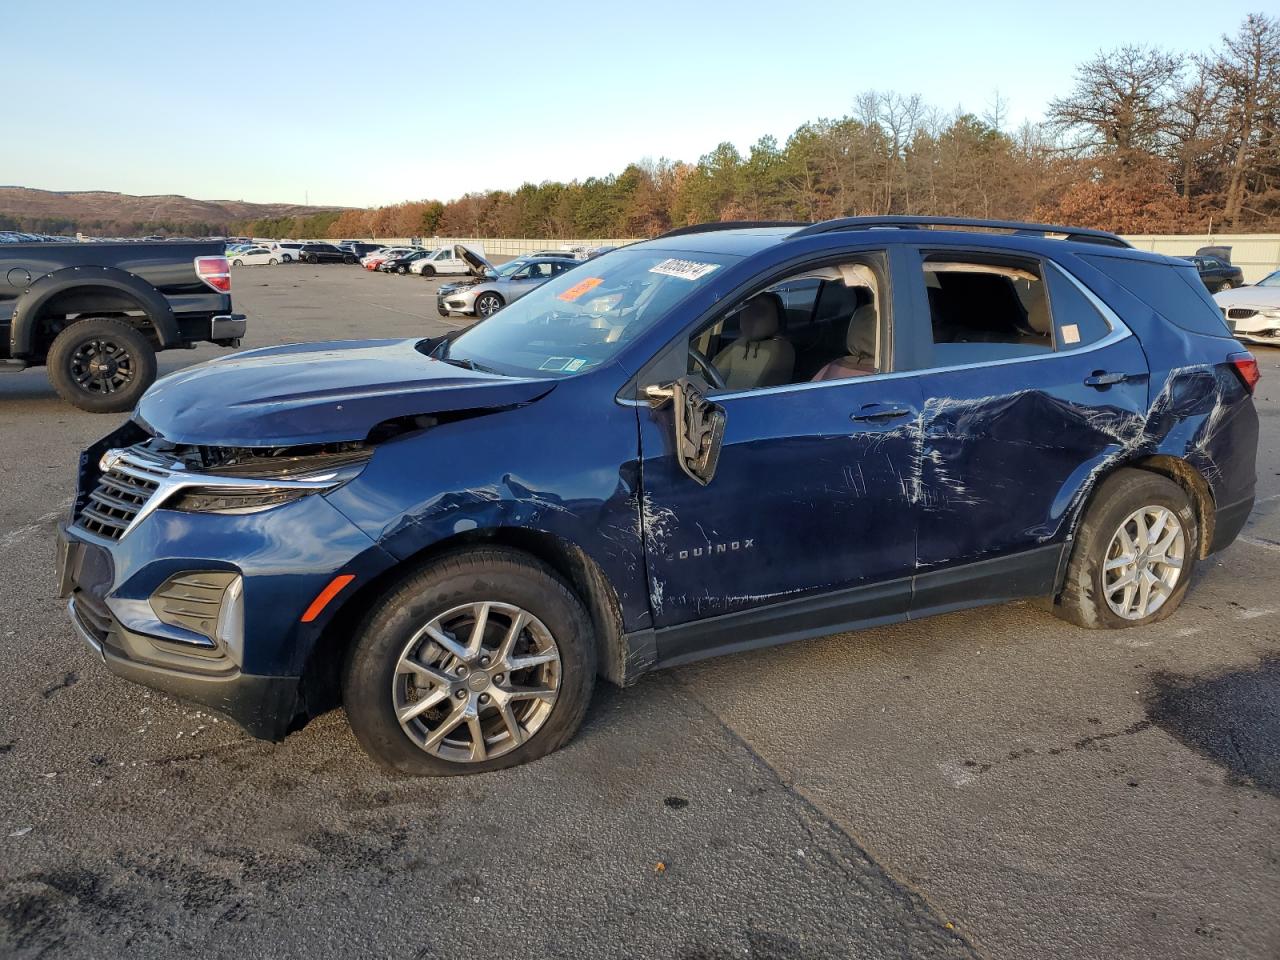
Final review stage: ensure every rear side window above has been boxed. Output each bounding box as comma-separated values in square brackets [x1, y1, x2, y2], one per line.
[1082, 255, 1232, 337]
[921, 252, 1053, 365]
[1044, 263, 1111, 348]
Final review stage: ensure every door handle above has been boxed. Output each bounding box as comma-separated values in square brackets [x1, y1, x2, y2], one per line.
[1083, 371, 1134, 387]
[851, 405, 911, 422]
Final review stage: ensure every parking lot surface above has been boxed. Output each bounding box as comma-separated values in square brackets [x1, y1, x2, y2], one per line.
[2, 264, 1278, 959]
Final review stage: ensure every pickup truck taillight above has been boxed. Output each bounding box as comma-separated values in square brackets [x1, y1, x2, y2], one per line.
[195, 256, 231, 293]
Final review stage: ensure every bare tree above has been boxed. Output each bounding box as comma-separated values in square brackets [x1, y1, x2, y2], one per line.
[1048, 45, 1181, 170]
[1212, 13, 1280, 225]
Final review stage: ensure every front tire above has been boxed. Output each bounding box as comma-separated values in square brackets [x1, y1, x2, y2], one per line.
[268, 257, 278, 265]
[343, 548, 596, 776]
[1055, 468, 1198, 629]
[306, 254, 319, 264]
[421, 265, 435, 277]
[397, 264, 409, 275]
[232, 259, 243, 266]
[46, 317, 157, 413]
[475, 292, 504, 317]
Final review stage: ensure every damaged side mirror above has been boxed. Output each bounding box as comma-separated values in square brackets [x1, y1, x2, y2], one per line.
[645, 376, 726, 486]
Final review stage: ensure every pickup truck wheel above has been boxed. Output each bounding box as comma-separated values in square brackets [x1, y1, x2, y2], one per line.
[47, 317, 157, 413]
[343, 547, 596, 776]
[420, 265, 435, 277]
[1054, 468, 1198, 629]
[475, 292, 504, 317]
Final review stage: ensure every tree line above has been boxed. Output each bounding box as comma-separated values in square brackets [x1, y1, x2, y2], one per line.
[283, 13, 1278, 243]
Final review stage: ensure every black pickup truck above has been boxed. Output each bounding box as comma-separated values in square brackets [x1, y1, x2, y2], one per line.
[0, 240, 246, 412]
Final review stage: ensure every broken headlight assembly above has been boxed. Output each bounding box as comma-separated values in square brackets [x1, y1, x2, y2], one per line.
[163, 445, 373, 516]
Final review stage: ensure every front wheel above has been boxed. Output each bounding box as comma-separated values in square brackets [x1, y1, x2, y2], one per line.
[1216, 280, 1233, 293]
[1055, 468, 1198, 628]
[268, 257, 278, 265]
[232, 259, 243, 266]
[46, 317, 157, 413]
[343, 548, 596, 776]
[344, 255, 357, 264]
[474, 292, 504, 317]
[420, 265, 435, 277]
[397, 265, 409, 275]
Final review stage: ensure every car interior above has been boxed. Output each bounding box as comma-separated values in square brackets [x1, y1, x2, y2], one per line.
[688, 253, 1059, 392]
[690, 260, 885, 391]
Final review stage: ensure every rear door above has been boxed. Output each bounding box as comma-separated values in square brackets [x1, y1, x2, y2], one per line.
[899, 246, 1151, 607]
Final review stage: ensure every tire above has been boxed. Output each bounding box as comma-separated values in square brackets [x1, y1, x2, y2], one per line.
[282, 254, 293, 263]
[397, 264, 409, 275]
[421, 265, 435, 277]
[344, 255, 357, 264]
[46, 317, 158, 414]
[306, 254, 319, 264]
[437, 306, 450, 318]
[1055, 468, 1199, 629]
[474, 292, 504, 317]
[268, 257, 278, 265]
[343, 548, 596, 776]
[232, 259, 243, 266]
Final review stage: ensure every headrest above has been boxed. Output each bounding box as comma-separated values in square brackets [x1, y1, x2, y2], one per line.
[739, 295, 781, 341]
[847, 304, 877, 360]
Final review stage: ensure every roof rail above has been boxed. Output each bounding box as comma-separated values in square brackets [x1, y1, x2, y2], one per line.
[657, 220, 808, 239]
[787, 216, 1131, 248]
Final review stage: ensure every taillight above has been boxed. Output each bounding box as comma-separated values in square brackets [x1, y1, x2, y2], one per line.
[195, 256, 231, 293]
[1228, 351, 1260, 394]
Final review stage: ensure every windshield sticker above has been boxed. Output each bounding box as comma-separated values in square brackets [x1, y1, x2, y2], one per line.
[539, 357, 574, 371]
[649, 258, 720, 281]
[558, 277, 604, 302]
[564, 358, 588, 372]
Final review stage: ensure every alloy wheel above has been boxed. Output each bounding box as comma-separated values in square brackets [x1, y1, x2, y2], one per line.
[69, 337, 136, 395]
[391, 601, 561, 762]
[1102, 505, 1186, 619]
[476, 294, 502, 317]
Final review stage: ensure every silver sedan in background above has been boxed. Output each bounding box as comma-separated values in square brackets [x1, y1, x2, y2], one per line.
[436, 250, 579, 318]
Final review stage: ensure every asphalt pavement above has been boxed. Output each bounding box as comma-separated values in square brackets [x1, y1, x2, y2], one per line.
[1, 263, 1277, 959]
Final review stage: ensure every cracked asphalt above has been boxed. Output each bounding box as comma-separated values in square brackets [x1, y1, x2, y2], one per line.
[2, 265, 1278, 959]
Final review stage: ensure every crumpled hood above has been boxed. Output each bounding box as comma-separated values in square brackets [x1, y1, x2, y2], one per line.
[135, 338, 555, 446]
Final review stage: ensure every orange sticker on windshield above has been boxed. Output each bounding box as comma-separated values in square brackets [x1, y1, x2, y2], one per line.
[558, 277, 604, 301]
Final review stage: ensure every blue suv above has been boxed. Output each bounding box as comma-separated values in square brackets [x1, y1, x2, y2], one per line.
[57, 217, 1260, 775]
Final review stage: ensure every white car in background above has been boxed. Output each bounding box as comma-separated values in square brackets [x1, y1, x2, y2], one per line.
[228, 246, 280, 266]
[410, 243, 487, 276]
[362, 246, 414, 267]
[1214, 269, 1280, 346]
[271, 242, 305, 262]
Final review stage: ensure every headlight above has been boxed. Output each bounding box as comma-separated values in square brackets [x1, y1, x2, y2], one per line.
[163, 456, 370, 516]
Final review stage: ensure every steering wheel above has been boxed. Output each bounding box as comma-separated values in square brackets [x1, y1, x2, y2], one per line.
[688, 345, 726, 390]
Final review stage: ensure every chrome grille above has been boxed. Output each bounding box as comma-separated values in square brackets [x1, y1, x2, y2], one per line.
[1226, 307, 1257, 320]
[75, 448, 173, 541]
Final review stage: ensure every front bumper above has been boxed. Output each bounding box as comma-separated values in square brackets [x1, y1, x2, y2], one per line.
[59, 524, 301, 739]
[437, 290, 477, 315]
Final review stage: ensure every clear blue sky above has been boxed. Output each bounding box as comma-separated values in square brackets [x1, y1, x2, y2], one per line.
[4, 0, 1265, 208]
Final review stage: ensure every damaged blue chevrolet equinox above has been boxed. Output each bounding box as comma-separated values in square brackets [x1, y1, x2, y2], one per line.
[58, 217, 1260, 775]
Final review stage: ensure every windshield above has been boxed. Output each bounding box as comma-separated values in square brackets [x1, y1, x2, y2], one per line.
[440, 248, 740, 377]
[492, 257, 533, 278]
[1257, 271, 1280, 288]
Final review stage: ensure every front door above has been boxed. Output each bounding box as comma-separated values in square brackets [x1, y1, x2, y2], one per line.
[635, 252, 923, 662]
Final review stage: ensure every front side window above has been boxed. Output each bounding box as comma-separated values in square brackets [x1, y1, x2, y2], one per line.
[688, 257, 886, 392]
[440, 248, 740, 378]
[1258, 271, 1280, 288]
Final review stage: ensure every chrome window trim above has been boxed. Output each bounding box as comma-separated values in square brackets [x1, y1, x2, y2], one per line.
[619, 258, 1133, 406]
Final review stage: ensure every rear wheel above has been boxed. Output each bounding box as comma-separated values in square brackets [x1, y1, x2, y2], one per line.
[475, 292, 504, 317]
[306, 254, 319, 264]
[397, 264, 409, 275]
[46, 317, 157, 413]
[1215, 280, 1233, 293]
[1055, 468, 1198, 628]
[232, 259, 243, 266]
[344, 255, 357, 264]
[343, 548, 596, 776]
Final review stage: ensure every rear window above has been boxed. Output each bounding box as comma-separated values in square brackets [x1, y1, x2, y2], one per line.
[1082, 255, 1232, 337]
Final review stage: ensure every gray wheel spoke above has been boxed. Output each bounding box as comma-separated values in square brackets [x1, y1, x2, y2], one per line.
[422, 705, 467, 751]
[466, 715, 487, 761]
[503, 684, 557, 703]
[498, 700, 524, 747]
[467, 602, 491, 658]
[396, 657, 453, 686]
[495, 610, 527, 662]
[424, 622, 469, 661]
[507, 649, 559, 671]
[397, 686, 449, 723]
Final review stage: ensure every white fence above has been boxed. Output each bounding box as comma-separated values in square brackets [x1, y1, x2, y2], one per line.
[365, 233, 1280, 281]
[1120, 234, 1280, 283]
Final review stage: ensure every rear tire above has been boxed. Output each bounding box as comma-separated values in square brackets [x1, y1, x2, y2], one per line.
[1055, 468, 1199, 629]
[343, 548, 596, 776]
[47, 317, 157, 413]
[1216, 280, 1233, 293]
[397, 265, 409, 275]
[232, 259, 243, 266]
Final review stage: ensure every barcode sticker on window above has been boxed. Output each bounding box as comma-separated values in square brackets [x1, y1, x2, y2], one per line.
[649, 258, 720, 281]
[1060, 323, 1081, 344]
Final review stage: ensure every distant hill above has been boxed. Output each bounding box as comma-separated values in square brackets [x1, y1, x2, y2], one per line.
[0, 186, 348, 237]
